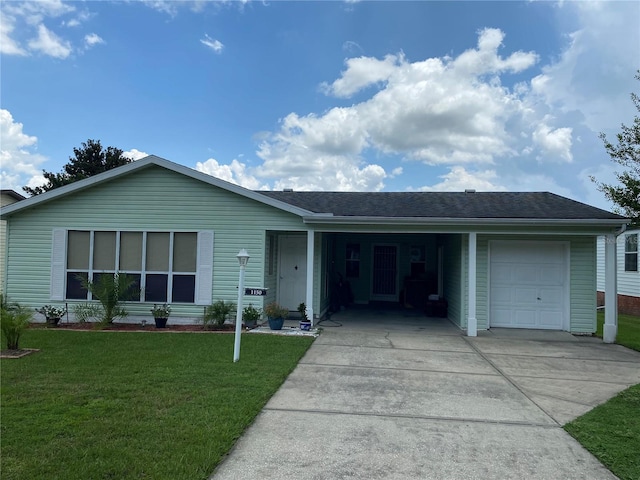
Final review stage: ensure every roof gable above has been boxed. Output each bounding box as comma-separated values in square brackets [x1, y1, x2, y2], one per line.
[0, 156, 313, 218]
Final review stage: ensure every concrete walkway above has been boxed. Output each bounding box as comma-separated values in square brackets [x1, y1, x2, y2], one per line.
[211, 310, 640, 479]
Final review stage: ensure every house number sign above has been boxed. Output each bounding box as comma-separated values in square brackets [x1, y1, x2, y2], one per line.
[244, 288, 268, 296]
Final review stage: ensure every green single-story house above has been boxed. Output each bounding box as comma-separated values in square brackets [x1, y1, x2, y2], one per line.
[0, 155, 628, 341]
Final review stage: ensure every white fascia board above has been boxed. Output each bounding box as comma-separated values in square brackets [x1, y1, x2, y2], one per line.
[0, 155, 315, 219]
[302, 215, 628, 232]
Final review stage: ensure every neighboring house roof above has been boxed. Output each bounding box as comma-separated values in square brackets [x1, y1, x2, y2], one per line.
[0, 155, 628, 231]
[1, 190, 26, 202]
[257, 191, 623, 220]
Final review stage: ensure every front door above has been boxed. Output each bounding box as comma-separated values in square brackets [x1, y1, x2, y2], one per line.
[278, 236, 307, 311]
[371, 244, 399, 302]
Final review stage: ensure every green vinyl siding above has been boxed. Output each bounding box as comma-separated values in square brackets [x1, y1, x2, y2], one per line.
[475, 235, 489, 330]
[441, 234, 462, 328]
[5, 166, 305, 317]
[570, 236, 597, 333]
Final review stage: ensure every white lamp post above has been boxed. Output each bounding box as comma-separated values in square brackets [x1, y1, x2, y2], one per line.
[233, 249, 250, 362]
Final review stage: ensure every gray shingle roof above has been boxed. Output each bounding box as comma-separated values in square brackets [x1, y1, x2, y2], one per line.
[256, 191, 623, 220]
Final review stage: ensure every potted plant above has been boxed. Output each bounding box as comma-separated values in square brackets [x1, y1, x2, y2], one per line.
[150, 303, 171, 328]
[264, 302, 289, 330]
[298, 302, 311, 331]
[36, 304, 67, 327]
[243, 304, 262, 329]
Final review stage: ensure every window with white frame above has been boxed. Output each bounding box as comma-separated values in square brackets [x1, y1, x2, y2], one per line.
[625, 233, 638, 272]
[63, 230, 207, 303]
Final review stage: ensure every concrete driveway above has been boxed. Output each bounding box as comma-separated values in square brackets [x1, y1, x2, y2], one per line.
[211, 310, 640, 479]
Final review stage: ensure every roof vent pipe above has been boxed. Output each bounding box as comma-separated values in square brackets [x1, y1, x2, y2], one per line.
[465, 189, 476, 193]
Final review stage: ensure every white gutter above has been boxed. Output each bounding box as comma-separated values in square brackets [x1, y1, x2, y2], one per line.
[302, 215, 628, 228]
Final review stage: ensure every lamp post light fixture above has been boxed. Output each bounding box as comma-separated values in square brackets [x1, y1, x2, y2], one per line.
[233, 249, 250, 362]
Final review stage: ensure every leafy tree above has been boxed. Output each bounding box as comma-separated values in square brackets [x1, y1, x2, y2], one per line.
[592, 71, 640, 225]
[23, 139, 133, 196]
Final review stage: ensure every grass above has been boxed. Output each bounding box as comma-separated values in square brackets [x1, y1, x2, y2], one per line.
[1, 329, 314, 480]
[595, 311, 640, 351]
[565, 312, 640, 480]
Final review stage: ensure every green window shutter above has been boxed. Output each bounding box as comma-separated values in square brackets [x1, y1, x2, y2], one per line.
[50, 229, 66, 300]
[195, 231, 214, 305]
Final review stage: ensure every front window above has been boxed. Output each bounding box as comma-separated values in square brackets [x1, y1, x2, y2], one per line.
[625, 234, 638, 272]
[65, 230, 198, 303]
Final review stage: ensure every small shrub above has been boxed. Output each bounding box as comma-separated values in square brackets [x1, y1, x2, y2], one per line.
[203, 300, 236, 329]
[297, 302, 308, 321]
[72, 303, 102, 324]
[264, 302, 289, 320]
[1, 297, 33, 350]
[80, 272, 139, 324]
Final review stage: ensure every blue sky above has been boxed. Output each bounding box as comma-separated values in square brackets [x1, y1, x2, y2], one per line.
[1, 1, 638, 212]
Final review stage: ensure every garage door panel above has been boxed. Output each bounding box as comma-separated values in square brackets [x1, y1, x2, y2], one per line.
[515, 310, 537, 326]
[539, 287, 562, 306]
[490, 241, 566, 330]
[491, 308, 513, 326]
[514, 287, 538, 304]
[539, 311, 563, 329]
[513, 266, 539, 284]
[540, 265, 563, 285]
[492, 264, 512, 283]
[492, 287, 512, 303]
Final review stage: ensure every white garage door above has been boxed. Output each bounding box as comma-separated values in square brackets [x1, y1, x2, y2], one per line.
[490, 241, 567, 330]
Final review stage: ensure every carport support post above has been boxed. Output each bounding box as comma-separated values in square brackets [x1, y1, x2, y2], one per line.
[603, 234, 617, 344]
[306, 230, 315, 326]
[467, 232, 478, 337]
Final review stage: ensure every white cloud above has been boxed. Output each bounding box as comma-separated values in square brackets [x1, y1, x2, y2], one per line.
[122, 149, 149, 161]
[0, 109, 48, 193]
[196, 158, 264, 190]
[321, 54, 402, 98]
[419, 166, 506, 192]
[532, 122, 573, 163]
[529, 1, 639, 133]
[255, 11, 637, 198]
[84, 33, 104, 48]
[342, 40, 363, 55]
[257, 27, 546, 191]
[27, 24, 72, 58]
[0, 14, 27, 55]
[1, 1, 100, 58]
[200, 34, 224, 53]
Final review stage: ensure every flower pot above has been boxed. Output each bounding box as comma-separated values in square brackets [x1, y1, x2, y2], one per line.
[244, 319, 258, 329]
[46, 317, 61, 327]
[299, 320, 311, 331]
[154, 317, 168, 328]
[268, 317, 284, 330]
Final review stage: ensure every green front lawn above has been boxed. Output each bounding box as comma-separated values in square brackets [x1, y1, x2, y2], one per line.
[1, 330, 314, 480]
[596, 311, 640, 351]
[565, 312, 640, 480]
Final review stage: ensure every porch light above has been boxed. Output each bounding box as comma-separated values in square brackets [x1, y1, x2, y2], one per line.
[236, 249, 250, 267]
[233, 249, 250, 362]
